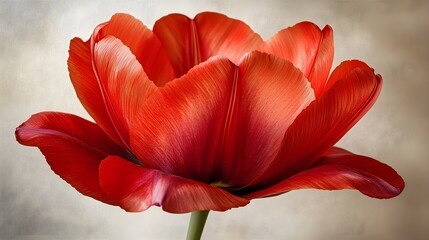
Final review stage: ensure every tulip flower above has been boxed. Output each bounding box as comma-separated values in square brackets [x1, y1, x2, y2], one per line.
[16, 12, 404, 239]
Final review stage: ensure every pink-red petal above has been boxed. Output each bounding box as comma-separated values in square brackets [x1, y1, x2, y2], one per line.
[68, 38, 123, 146]
[99, 156, 249, 213]
[68, 14, 173, 148]
[194, 12, 264, 66]
[94, 13, 175, 86]
[324, 60, 371, 91]
[130, 57, 236, 182]
[254, 62, 382, 186]
[260, 22, 334, 97]
[216, 52, 315, 187]
[15, 112, 125, 205]
[93, 36, 157, 148]
[153, 12, 263, 77]
[244, 147, 404, 199]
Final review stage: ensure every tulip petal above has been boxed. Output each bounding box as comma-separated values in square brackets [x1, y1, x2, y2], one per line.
[260, 22, 334, 97]
[94, 13, 175, 86]
[15, 112, 126, 205]
[153, 12, 263, 77]
[194, 12, 264, 66]
[131, 52, 314, 188]
[244, 147, 404, 199]
[68, 37, 123, 146]
[130, 57, 236, 182]
[217, 52, 315, 186]
[93, 36, 157, 148]
[69, 15, 171, 148]
[99, 156, 249, 213]
[254, 62, 382, 185]
[324, 60, 371, 91]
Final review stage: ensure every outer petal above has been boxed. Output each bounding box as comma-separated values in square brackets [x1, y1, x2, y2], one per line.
[94, 13, 175, 86]
[68, 38, 123, 146]
[99, 156, 249, 213]
[130, 57, 236, 182]
[153, 12, 263, 77]
[68, 14, 172, 148]
[254, 62, 382, 186]
[244, 147, 404, 199]
[93, 36, 157, 148]
[259, 22, 334, 97]
[217, 52, 315, 187]
[15, 112, 126, 205]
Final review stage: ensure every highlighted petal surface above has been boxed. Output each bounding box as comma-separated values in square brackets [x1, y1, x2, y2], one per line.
[93, 36, 157, 147]
[16, 112, 125, 205]
[244, 147, 404, 199]
[99, 156, 249, 213]
[68, 38, 123, 146]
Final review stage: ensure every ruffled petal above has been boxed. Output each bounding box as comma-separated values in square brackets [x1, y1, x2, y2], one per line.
[244, 147, 404, 199]
[94, 13, 175, 86]
[260, 22, 334, 97]
[15, 112, 126, 205]
[153, 12, 263, 77]
[254, 62, 382, 185]
[217, 52, 315, 187]
[99, 156, 249, 213]
[130, 57, 236, 182]
[93, 36, 157, 148]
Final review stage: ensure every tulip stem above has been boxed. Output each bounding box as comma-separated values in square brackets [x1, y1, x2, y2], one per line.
[186, 210, 210, 240]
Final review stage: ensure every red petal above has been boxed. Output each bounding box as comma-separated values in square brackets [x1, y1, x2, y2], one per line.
[324, 60, 371, 91]
[244, 147, 404, 199]
[194, 12, 264, 65]
[94, 13, 175, 86]
[260, 22, 334, 97]
[99, 156, 249, 213]
[15, 112, 125, 205]
[217, 52, 315, 186]
[93, 36, 157, 148]
[130, 57, 236, 182]
[131, 52, 314, 187]
[153, 12, 263, 77]
[68, 38, 123, 146]
[254, 63, 382, 185]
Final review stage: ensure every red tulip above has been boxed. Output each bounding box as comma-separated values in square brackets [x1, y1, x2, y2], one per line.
[16, 12, 404, 215]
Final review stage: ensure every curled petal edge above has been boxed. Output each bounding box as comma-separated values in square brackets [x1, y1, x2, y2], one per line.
[16, 112, 124, 205]
[99, 156, 250, 213]
[243, 147, 404, 199]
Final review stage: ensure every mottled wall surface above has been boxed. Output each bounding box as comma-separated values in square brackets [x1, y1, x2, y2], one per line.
[1, 0, 428, 239]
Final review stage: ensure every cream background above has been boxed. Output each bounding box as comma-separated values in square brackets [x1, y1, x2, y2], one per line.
[1, 0, 428, 239]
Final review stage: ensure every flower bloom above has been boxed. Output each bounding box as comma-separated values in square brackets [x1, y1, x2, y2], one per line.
[16, 12, 404, 213]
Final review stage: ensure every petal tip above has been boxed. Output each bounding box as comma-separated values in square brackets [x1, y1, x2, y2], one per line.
[322, 24, 333, 33]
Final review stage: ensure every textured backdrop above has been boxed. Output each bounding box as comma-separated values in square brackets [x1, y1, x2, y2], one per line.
[1, 0, 428, 239]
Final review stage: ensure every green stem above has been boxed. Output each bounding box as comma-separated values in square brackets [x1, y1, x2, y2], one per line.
[186, 210, 210, 240]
